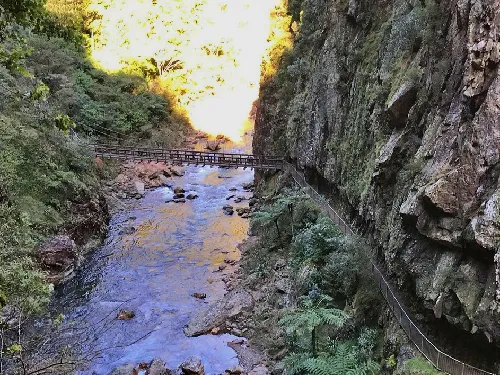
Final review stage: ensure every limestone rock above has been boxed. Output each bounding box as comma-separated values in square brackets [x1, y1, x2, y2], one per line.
[174, 186, 185, 194]
[184, 289, 254, 336]
[134, 181, 145, 196]
[464, 190, 500, 252]
[386, 82, 418, 126]
[117, 309, 135, 320]
[107, 364, 136, 375]
[38, 235, 77, 283]
[148, 358, 172, 375]
[179, 356, 204, 375]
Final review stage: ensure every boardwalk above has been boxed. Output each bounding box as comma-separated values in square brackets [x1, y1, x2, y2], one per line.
[92, 144, 284, 170]
[92, 144, 496, 375]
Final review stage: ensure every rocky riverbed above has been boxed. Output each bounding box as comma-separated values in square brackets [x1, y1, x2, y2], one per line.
[32, 129, 272, 375]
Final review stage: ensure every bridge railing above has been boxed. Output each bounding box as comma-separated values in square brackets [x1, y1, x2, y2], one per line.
[91, 144, 285, 170]
[283, 161, 496, 375]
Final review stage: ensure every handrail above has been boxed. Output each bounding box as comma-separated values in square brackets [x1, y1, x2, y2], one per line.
[282, 161, 496, 375]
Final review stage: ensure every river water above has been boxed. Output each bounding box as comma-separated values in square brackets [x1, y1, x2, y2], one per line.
[50, 135, 254, 374]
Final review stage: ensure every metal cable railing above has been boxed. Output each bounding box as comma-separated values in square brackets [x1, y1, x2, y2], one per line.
[283, 161, 496, 375]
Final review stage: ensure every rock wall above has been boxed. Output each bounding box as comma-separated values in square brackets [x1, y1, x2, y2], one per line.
[255, 0, 500, 353]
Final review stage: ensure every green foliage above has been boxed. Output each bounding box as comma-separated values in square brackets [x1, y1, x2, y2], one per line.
[280, 294, 348, 337]
[398, 357, 445, 375]
[284, 342, 380, 375]
[30, 80, 50, 100]
[7, 343, 23, 354]
[386, 354, 397, 368]
[252, 189, 321, 247]
[292, 217, 343, 264]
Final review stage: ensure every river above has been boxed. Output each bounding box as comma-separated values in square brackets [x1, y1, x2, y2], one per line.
[49, 133, 254, 374]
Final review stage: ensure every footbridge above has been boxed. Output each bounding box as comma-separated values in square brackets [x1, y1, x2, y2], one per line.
[92, 144, 284, 170]
[92, 144, 496, 375]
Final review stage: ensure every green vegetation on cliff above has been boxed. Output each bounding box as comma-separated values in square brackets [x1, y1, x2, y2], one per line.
[0, 2, 189, 370]
[244, 183, 383, 374]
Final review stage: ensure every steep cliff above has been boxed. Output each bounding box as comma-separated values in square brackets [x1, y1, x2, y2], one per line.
[254, 0, 500, 361]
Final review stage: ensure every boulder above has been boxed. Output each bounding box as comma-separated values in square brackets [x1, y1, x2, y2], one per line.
[174, 193, 185, 199]
[134, 181, 145, 195]
[206, 140, 221, 151]
[225, 366, 244, 375]
[107, 364, 136, 375]
[148, 358, 172, 375]
[119, 226, 137, 235]
[174, 187, 186, 194]
[159, 174, 171, 186]
[184, 289, 254, 336]
[386, 81, 418, 127]
[117, 309, 135, 320]
[38, 235, 77, 283]
[236, 208, 250, 216]
[186, 193, 199, 200]
[223, 205, 234, 216]
[179, 356, 205, 375]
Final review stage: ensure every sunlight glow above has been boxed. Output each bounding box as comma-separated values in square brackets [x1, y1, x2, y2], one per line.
[88, 0, 278, 141]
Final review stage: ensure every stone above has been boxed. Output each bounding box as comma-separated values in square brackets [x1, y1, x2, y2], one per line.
[225, 365, 244, 375]
[119, 226, 137, 235]
[179, 356, 205, 375]
[38, 235, 77, 283]
[159, 174, 171, 186]
[174, 198, 186, 203]
[236, 207, 251, 216]
[117, 309, 135, 320]
[193, 292, 207, 299]
[229, 187, 238, 192]
[464, 189, 500, 252]
[226, 194, 236, 200]
[169, 167, 185, 177]
[248, 198, 258, 207]
[134, 181, 145, 195]
[249, 365, 269, 375]
[107, 364, 136, 375]
[186, 193, 199, 200]
[223, 205, 234, 215]
[242, 182, 254, 191]
[173, 193, 185, 199]
[386, 82, 418, 127]
[211, 326, 221, 335]
[234, 196, 246, 203]
[174, 187, 186, 194]
[206, 140, 221, 151]
[148, 358, 172, 375]
[423, 174, 459, 215]
[184, 289, 254, 336]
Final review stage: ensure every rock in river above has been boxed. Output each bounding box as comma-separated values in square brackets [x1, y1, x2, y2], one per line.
[223, 205, 234, 215]
[148, 358, 173, 375]
[174, 186, 185, 194]
[184, 289, 253, 336]
[117, 309, 135, 320]
[179, 356, 205, 375]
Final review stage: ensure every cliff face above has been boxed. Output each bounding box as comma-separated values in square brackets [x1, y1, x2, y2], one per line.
[255, 0, 500, 351]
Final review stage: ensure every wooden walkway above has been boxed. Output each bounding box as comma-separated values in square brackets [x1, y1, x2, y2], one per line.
[92, 144, 284, 170]
[283, 161, 496, 375]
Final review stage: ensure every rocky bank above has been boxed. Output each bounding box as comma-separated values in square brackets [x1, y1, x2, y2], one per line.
[255, 0, 500, 362]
